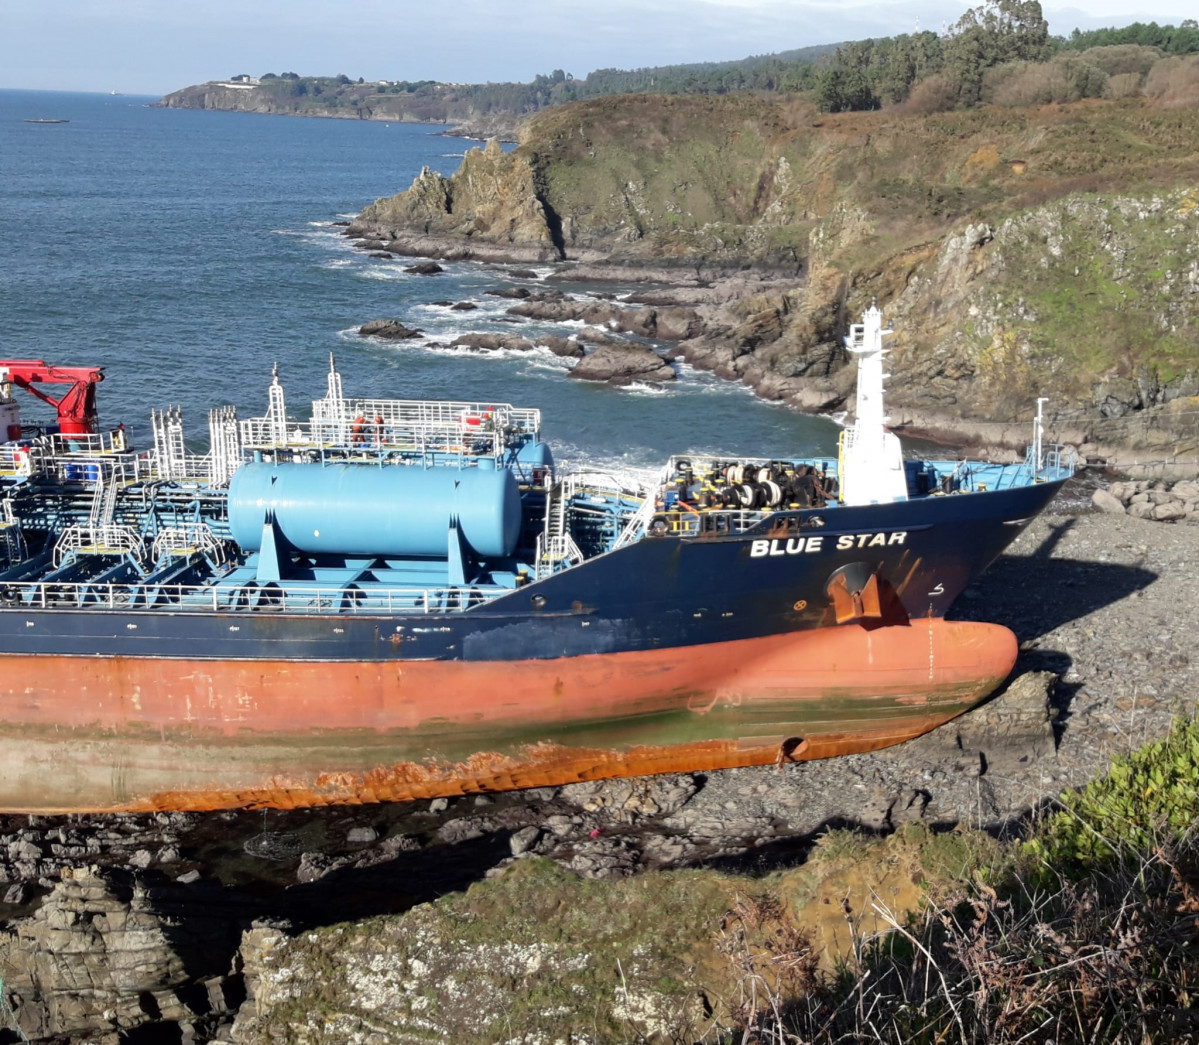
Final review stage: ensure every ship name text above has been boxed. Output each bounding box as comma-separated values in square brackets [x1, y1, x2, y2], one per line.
[749, 531, 908, 558]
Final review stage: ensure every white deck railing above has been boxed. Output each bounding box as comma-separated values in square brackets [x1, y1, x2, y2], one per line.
[0, 578, 512, 615]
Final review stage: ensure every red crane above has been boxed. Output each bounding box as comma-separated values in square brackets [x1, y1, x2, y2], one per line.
[0, 361, 105, 436]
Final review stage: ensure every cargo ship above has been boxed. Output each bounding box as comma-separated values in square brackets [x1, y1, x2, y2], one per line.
[0, 308, 1074, 812]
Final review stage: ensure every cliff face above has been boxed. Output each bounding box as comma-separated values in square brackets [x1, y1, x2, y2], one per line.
[358, 140, 560, 257]
[350, 94, 1199, 465]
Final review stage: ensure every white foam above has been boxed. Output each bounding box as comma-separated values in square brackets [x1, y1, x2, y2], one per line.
[550, 443, 662, 480]
[357, 267, 410, 282]
[616, 381, 672, 396]
[515, 351, 575, 374]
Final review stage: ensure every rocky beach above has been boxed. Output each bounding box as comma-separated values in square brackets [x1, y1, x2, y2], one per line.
[3, 487, 1196, 1043]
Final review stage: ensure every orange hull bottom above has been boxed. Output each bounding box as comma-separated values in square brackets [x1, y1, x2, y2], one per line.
[0, 620, 1017, 812]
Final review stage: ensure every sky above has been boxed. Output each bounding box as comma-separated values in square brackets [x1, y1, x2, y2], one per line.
[3, 0, 1197, 97]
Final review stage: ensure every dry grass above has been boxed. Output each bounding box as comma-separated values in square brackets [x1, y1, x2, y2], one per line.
[716, 845, 1199, 1044]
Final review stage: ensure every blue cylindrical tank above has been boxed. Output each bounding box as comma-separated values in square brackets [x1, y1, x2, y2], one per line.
[227, 462, 522, 559]
[515, 440, 553, 470]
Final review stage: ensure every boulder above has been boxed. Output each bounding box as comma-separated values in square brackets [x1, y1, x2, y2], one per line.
[359, 319, 423, 340]
[576, 325, 617, 345]
[1171, 480, 1199, 501]
[534, 336, 584, 358]
[508, 826, 540, 856]
[403, 261, 444, 275]
[449, 333, 537, 353]
[569, 344, 676, 386]
[1153, 502, 1187, 521]
[654, 307, 703, 341]
[1091, 489, 1126, 514]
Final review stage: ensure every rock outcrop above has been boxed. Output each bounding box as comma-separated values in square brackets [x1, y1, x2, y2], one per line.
[358, 318, 423, 340]
[0, 867, 246, 1042]
[569, 343, 676, 385]
[354, 140, 561, 262]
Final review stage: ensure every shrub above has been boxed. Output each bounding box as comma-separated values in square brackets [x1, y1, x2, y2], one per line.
[1106, 71, 1145, 98]
[1078, 43, 1163, 77]
[902, 74, 962, 113]
[985, 56, 1109, 105]
[1027, 714, 1199, 869]
[1144, 54, 1199, 107]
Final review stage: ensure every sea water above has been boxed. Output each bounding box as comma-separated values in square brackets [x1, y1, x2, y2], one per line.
[0, 89, 840, 477]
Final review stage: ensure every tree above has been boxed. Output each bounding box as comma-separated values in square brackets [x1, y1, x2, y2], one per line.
[816, 66, 879, 112]
[943, 0, 1050, 105]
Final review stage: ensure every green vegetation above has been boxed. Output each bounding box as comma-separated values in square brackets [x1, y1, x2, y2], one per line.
[1059, 19, 1199, 54]
[984, 188, 1199, 403]
[1029, 715, 1199, 867]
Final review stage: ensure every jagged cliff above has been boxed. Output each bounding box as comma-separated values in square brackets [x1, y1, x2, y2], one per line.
[350, 94, 1199, 468]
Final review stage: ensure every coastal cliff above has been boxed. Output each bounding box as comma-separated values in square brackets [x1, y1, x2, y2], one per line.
[156, 80, 522, 138]
[349, 94, 1199, 469]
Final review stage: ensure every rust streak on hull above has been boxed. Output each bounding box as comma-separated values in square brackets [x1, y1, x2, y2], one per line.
[0, 619, 1017, 813]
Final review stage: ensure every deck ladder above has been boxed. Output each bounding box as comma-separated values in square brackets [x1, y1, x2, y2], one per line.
[535, 480, 583, 579]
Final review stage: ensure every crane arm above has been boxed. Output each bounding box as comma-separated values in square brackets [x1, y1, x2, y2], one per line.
[0, 360, 105, 435]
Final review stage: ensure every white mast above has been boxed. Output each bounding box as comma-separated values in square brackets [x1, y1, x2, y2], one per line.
[839, 306, 909, 505]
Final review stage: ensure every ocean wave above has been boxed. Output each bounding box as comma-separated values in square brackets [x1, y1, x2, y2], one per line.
[515, 354, 575, 375]
[356, 267, 409, 282]
[408, 300, 514, 323]
[550, 443, 661, 482]
[615, 381, 672, 396]
[417, 343, 570, 366]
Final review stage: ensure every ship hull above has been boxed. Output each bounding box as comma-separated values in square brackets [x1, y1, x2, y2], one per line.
[0, 480, 1062, 812]
[0, 618, 1015, 812]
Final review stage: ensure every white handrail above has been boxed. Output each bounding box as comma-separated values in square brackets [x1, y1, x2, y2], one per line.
[0, 578, 512, 614]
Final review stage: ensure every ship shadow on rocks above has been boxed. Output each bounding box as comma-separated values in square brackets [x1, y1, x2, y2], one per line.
[279, 828, 514, 929]
[949, 518, 1156, 741]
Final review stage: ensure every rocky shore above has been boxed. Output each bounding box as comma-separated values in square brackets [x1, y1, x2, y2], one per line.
[2, 487, 1196, 1042]
[350, 237, 1199, 476]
